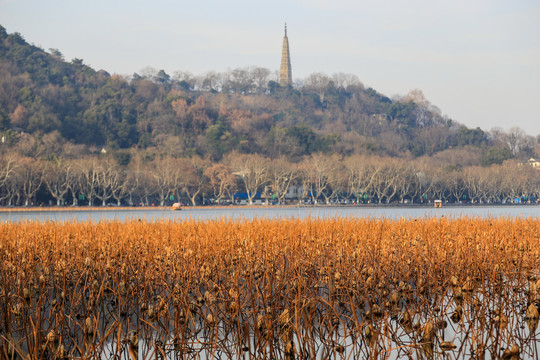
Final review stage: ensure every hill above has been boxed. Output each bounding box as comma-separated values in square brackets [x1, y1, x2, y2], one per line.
[0, 25, 537, 164]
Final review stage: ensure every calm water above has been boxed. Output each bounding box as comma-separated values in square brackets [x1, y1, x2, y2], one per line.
[1, 205, 539, 222]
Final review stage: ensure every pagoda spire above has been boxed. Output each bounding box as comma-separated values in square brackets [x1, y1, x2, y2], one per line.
[280, 23, 292, 87]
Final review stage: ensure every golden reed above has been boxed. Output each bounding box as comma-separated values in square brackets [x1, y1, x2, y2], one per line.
[0, 217, 539, 359]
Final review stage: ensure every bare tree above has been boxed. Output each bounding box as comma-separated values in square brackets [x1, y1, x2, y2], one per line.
[394, 162, 417, 203]
[322, 156, 346, 204]
[482, 165, 505, 203]
[296, 164, 312, 204]
[227, 153, 268, 205]
[224, 68, 255, 94]
[179, 156, 210, 206]
[0, 153, 16, 188]
[304, 72, 332, 104]
[331, 72, 363, 90]
[152, 157, 182, 206]
[110, 164, 130, 206]
[123, 156, 151, 206]
[446, 170, 466, 203]
[250, 67, 271, 93]
[75, 157, 100, 206]
[302, 153, 335, 205]
[17, 157, 43, 206]
[505, 127, 535, 158]
[412, 162, 434, 203]
[268, 157, 297, 205]
[204, 163, 237, 204]
[500, 161, 526, 202]
[199, 71, 223, 92]
[343, 155, 380, 203]
[370, 159, 402, 204]
[136, 166, 157, 206]
[91, 158, 117, 206]
[43, 158, 72, 206]
[0, 154, 17, 205]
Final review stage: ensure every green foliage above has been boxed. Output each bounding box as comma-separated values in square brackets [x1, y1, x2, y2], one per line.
[112, 150, 131, 166]
[408, 142, 425, 157]
[285, 124, 316, 151]
[315, 133, 340, 152]
[457, 126, 486, 147]
[267, 80, 280, 94]
[481, 146, 513, 166]
[204, 122, 236, 160]
[28, 111, 61, 133]
[388, 101, 417, 131]
[0, 25, 7, 40]
[177, 80, 190, 92]
[0, 107, 10, 130]
[365, 87, 391, 103]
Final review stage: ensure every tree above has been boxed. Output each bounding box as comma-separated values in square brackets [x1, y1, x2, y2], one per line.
[152, 157, 182, 206]
[412, 162, 433, 203]
[43, 158, 72, 206]
[268, 158, 297, 205]
[109, 163, 131, 206]
[456, 127, 486, 147]
[446, 169, 466, 203]
[393, 162, 417, 203]
[370, 159, 401, 204]
[127, 160, 157, 206]
[204, 122, 235, 160]
[204, 163, 237, 204]
[91, 158, 118, 206]
[179, 156, 210, 206]
[227, 153, 268, 205]
[16, 157, 43, 206]
[504, 127, 535, 158]
[0, 107, 10, 130]
[343, 155, 380, 204]
[156, 69, 170, 85]
[120, 155, 148, 206]
[1, 172, 20, 206]
[304, 72, 332, 105]
[75, 157, 100, 206]
[481, 146, 513, 166]
[321, 156, 346, 204]
[331, 73, 363, 90]
[0, 153, 16, 189]
[251, 67, 271, 93]
[301, 153, 335, 204]
[0, 154, 18, 205]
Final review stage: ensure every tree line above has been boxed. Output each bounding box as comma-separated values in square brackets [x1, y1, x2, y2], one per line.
[0, 152, 538, 207]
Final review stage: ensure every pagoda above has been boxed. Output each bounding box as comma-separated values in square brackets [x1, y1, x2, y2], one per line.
[279, 23, 292, 87]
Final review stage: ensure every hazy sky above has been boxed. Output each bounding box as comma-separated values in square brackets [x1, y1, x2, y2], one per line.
[1, 0, 539, 135]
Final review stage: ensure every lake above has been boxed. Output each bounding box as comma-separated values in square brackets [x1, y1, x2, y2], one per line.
[1, 205, 539, 222]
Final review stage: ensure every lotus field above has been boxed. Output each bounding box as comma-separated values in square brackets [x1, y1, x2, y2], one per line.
[0, 217, 539, 359]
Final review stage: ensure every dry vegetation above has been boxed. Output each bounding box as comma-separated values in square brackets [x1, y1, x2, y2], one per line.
[1, 217, 539, 359]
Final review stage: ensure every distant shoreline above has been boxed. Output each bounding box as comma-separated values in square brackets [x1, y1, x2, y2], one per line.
[0, 203, 537, 212]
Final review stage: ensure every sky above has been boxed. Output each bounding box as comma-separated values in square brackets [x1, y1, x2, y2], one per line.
[1, 0, 539, 136]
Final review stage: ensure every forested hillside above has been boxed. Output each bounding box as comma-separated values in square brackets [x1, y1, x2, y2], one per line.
[2, 24, 537, 162]
[0, 25, 538, 206]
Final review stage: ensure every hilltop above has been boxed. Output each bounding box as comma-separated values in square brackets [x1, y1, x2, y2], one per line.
[0, 25, 537, 164]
